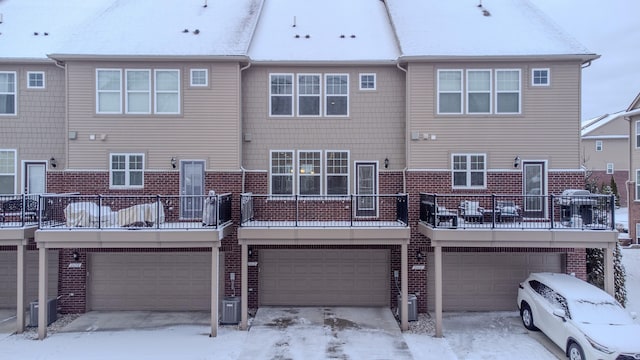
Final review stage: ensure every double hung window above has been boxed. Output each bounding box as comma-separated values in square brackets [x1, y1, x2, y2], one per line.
[298, 151, 321, 195]
[270, 74, 294, 116]
[297, 74, 320, 116]
[97, 69, 122, 113]
[452, 154, 486, 188]
[438, 70, 463, 114]
[271, 151, 294, 195]
[496, 70, 521, 113]
[155, 70, 180, 114]
[0, 72, 17, 115]
[110, 153, 144, 188]
[325, 74, 349, 116]
[0, 150, 16, 194]
[126, 70, 151, 114]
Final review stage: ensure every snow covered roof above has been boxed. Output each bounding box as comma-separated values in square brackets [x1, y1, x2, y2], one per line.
[386, 0, 598, 60]
[581, 111, 626, 137]
[248, 0, 400, 62]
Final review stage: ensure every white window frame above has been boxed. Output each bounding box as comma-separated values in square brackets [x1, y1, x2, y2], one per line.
[96, 69, 122, 114]
[531, 68, 550, 86]
[466, 69, 492, 114]
[269, 73, 294, 117]
[495, 69, 521, 114]
[270, 150, 294, 196]
[636, 121, 640, 149]
[0, 149, 17, 194]
[297, 73, 321, 117]
[636, 170, 640, 200]
[154, 69, 180, 114]
[0, 71, 17, 116]
[324, 74, 349, 117]
[190, 68, 208, 87]
[297, 150, 322, 196]
[359, 73, 376, 91]
[109, 153, 145, 189]
[125, 69, 151, 114]
[606, 163, 614, 174]
[595, 140, 603, 152]
[451, 153, 487, 189]
[437, 69, 463, 114]
[325, 150, 350, 196]
[27, 71, 45, 89]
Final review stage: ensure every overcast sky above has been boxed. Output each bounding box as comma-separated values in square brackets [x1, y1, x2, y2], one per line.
[532, 0, 640, 121]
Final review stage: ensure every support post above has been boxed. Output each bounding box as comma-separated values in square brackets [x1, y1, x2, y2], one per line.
[435, 245, 443, 338]
[603, 244, 615, 296]
[37, 247, 48, 340]
[210, 246, 219, 337]
[16, 244, 26, 333]
[240, 243, 248, 330]
[400, 243, 408, 331]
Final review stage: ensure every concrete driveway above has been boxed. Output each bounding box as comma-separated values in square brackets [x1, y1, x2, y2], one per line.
[0, 309, 17, 335]
[58, 310, 210, 332]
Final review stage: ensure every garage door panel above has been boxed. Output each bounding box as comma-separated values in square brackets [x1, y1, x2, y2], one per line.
[260, 249, 389, 307]
[428, 252, 563, 311]
[0, 251, 58, 308]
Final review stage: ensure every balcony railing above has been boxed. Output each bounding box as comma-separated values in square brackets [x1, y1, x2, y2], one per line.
[239, 193, 409, 228]
[419, 193, 615, 230]
[0, 194, 41, 228]
[38, 193, 233, 230]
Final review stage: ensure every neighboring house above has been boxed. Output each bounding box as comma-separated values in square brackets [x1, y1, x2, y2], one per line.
[625, 93, 640, 242]
[581, 111, 629, 206]
[0, 0, 620, 340]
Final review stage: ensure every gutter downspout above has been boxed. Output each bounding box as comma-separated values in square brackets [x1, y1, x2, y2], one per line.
[239, 62, 252, 193]
[396, 62, 408, 194]
[52, 58, 67, 174]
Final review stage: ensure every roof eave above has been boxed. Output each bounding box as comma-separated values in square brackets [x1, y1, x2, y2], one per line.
[398, 53, 600, 63]
[247, 59, 399, 66]
[0, 57, 56, 64]
[47, 54, 250, 62]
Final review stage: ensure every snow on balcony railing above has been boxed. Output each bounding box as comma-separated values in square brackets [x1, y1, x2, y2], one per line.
[0, 193, 41, 228]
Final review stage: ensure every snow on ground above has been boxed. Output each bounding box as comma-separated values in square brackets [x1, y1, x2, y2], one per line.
[622, 247, 640, 318]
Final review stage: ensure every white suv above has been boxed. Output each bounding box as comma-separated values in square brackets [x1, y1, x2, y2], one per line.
[517, 272, 640, 360]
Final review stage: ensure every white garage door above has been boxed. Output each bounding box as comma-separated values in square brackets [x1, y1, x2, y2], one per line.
[259, 249, 390, 306]
[427, 252, 563, 311]
[0, 251, 59, 308]
[88, 252, 222, 311]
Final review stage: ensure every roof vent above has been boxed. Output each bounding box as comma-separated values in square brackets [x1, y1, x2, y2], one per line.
[340, 34, 345, 38]
[0, 13, 3, 24]
[305, 34, 310, 39]
[183, 29, 189, 33]
[292, 16, 296, 27]
[193, 29, 200, 35]
[33, 32, 39, 36]
[203, 0, 208, 7]
[295, 34, 300, 38]
[44, 32, 49, 36]
[350, 34, 356, 38]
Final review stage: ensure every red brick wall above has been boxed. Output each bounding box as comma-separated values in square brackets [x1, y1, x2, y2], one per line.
[588, 170, 628, 207]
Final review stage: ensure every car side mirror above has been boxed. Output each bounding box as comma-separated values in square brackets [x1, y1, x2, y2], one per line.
[552, 308, 567, 321]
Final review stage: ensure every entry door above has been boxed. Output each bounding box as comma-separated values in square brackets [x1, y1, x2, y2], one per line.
[24, 162, 46, 194]
[355, 162, 377, 217]
[180, 160, 205, 219]
[523, 161, 546, 218]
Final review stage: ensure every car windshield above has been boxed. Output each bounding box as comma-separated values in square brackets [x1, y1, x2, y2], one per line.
[570, 299, 634, 325]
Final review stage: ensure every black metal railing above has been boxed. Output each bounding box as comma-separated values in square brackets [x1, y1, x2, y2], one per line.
[38, 193, 232, 230]
[419, 193, 615, 230]
[0, 194, 41, 227]
[239, 193, 409, 228]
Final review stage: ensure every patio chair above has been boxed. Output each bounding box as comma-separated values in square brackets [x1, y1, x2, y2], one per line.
[436, 206, 458, 227]
[459, 200, 484, 223]
[496, 200, 521, 222]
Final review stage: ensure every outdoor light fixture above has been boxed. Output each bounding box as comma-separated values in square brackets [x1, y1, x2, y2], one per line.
[171, 157, 177, 169]
[248, 247, 254, 258]
[384, 158, 389, 169]
[513, 156, 520, 168]
[416, 249, 424, 262]
[50, 157, 57, 168]
[72, 251, 80, 261]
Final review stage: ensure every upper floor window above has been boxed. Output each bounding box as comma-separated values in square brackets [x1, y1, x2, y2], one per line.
[496, 69, 521, 113]
[326, 151, 349, 195]
[125, 70, 151, 114]
[0, 72, 17, 115]
[606, 163, 614, 174]
[270, 74, 294, 116]
[467, 70, 491, 114]
[325, 74, 349, 116]
[438, 70, 462, 114]
[359, 73, 376, 90]
[0, 150, 16, 194]
[27, 71, 45, 89]
[110, 153, 144, 189]
[298, 151, 321, 195]
[297, 74, 321, 116]
[154, 70, 180, 114]
[636, 121, 640, 148]
[636, 170, 640, 200]
[96, 69, 122, 114]
[595, 140, 603, 152]
[270, 151, 294, 195]
[531, 68, 550, 86]
[452, 153, 486, 189]
[190, 69, 208, 87]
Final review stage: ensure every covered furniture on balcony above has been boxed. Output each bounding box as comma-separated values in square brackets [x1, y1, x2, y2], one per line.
[458, 200, 484, 223]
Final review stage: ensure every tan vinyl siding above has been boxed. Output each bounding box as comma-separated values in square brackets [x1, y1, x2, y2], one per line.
[0, 64, 66, 189]
[66, 61, 241, 171]
[582, 138, 628, 171]
[407, 61, 583, 170]
[630, 116, 640, 172]
[585, 116, 629, 137]
[242, 65, 406, 170]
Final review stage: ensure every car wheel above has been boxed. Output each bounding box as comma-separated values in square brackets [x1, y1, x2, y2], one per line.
[520, 302, 538, 331]
[568, 342, 585, 360]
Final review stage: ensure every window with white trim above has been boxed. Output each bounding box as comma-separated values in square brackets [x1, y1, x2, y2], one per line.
[326, 151, 349, 195]
[325, 74, 349, 116]
[0, 150, 16, 194]
[595, 140, 603, 152]
[438, 70, 462, 114]
[190, 69, 208, 87]
[96, 69, 122, 114]
[359, 73, 376, 90]
[270, 74, 293, 116]
[0, 71, 17, 115]
[125, 70, 151, 114]
[297, 74, 321, 116]
[271, 151, 294, 195]
[110, 153, 144, 188]
[452, 154, 486, 188]
[532, 68, 550, 86]
[496, 69, 521, 113]
[27, 71, 45, 89]
[606, 163, 614, 174]
[636, 121, 640, 148]
[298, 151, 321, 195]
[636, 170, 640, 200]
[467, 70, 491, 114]
[154, 70, 180, 114]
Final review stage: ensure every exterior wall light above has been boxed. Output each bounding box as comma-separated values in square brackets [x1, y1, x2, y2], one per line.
[171, 157, 177, 169]
[513, 156, 520, 168]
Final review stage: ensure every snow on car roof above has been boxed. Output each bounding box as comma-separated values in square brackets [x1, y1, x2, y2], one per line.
[529, 272, 615, 303]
